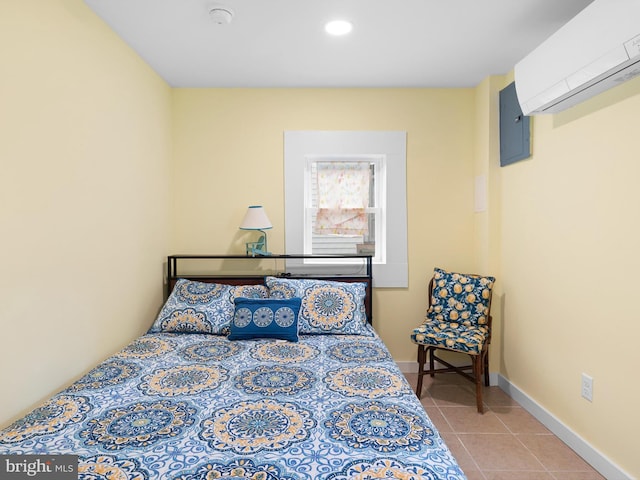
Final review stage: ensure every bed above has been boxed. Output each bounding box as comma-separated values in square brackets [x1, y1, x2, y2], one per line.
[0, 255, 466, 479]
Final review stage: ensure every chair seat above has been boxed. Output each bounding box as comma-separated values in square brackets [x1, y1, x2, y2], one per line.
[411, 319, 489, 355]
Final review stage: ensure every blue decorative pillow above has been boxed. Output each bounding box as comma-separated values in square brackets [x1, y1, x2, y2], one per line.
[265, 277, 368, 335]
[428, 268, 495, 326]
[228, 297, 302, 342]
[149, 280, 269, 335]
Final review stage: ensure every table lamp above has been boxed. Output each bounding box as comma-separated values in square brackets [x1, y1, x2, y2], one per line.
[239, 205, 272, 256]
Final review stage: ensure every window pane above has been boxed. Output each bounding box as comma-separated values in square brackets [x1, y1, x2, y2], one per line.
[311, 212, 376, 255]
[308, 160, 377, 257]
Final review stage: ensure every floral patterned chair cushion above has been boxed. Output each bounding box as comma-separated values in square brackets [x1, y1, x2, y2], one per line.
[411, 268, 495, 354]
[411, 321, 489, 355]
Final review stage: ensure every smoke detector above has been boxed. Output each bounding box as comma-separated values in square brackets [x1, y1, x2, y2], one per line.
[209, 5, 233, 24]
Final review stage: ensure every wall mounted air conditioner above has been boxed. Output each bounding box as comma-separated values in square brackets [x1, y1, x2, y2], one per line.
[514, 0, 640, 115]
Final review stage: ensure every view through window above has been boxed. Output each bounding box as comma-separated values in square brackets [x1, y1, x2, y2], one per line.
[304, 156, 385, 263]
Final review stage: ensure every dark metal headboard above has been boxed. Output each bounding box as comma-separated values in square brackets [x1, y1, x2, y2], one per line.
[166, 254, 374, 324]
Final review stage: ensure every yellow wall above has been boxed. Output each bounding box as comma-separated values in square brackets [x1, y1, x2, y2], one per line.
[0, 0, 172, 427]
[491, 77, 640, 476]
[472, 75, 506, 371]
[170, 88, 478, 360]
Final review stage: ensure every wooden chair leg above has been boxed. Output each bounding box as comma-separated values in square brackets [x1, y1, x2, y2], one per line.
[428, 346, 435, 377]
[472, 355, 484, 413]
[416, 345, 425, 397]
[483, 349, 490, 387]
[417, 345, 488, 413]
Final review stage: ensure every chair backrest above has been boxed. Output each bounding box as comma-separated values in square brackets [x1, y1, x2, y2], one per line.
[426, 268, 495, 330]
[246, 235, 266, 255]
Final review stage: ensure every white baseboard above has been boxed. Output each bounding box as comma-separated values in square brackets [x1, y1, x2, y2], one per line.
[497, 374, 632, 480]
[397, 362, 631, 479]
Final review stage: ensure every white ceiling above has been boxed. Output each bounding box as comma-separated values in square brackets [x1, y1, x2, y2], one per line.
[84, 0, 595, 88]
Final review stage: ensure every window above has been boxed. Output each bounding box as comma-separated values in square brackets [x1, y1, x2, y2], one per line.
[284, 131, 407, 288]
[305, 156, 385, 263]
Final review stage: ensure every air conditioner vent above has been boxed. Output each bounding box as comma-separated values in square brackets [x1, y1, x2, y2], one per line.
[515, 0, 640, 115]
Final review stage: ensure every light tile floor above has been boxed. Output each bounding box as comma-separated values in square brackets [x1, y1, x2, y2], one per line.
[403, 372, 606, 480]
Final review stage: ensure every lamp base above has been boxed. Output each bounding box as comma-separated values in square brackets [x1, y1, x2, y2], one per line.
[246, 247, 271, 257]
[245, 231, 270, 256]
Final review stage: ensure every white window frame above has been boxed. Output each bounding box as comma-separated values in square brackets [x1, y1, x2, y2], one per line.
[284, 131, 407, 288]
[304, 155, 386, 264]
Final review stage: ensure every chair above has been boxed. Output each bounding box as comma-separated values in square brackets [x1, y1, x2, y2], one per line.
[245, 235, 267, 256]
[410, 267, 495, 413]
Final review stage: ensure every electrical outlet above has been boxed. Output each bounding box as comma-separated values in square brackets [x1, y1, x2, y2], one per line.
[581, 373, 593, 402]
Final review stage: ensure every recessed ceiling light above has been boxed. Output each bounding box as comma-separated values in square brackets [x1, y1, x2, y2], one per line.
[325, 20, 353, 36]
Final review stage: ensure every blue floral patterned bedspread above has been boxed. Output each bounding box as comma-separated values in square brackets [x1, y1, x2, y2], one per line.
[0, 326, 466, 479]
